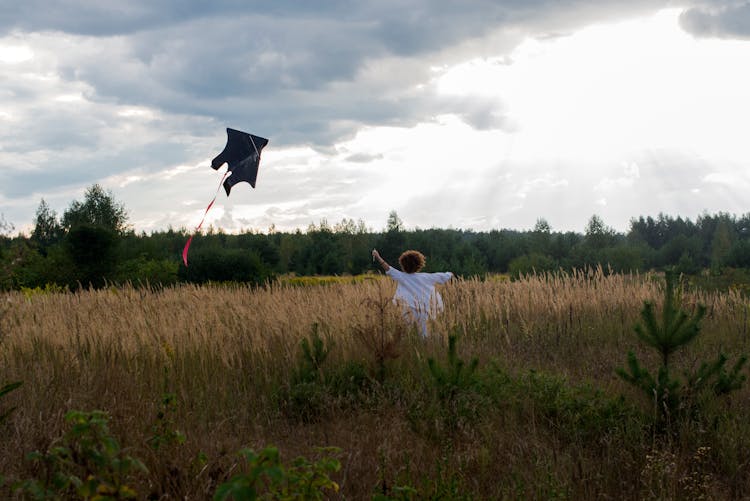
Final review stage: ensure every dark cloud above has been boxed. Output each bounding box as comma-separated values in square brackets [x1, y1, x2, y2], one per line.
[3, 1, 669, 148]
[679, 1, 750, 38]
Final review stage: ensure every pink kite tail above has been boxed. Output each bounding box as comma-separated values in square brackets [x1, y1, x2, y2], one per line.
[182, 171, 229, 267]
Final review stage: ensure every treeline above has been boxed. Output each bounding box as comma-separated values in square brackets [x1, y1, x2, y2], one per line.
[1, 184, 750, 290]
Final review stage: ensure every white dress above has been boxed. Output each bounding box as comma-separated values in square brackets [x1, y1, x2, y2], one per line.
[386, 267, 453, 337]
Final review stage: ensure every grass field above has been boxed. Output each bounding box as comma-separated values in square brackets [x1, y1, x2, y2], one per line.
[2, 268, 750, 499]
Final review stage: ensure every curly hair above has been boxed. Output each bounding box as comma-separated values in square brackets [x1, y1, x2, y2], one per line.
[399, 250, 426, 273]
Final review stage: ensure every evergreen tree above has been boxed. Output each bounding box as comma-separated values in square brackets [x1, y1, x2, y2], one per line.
[31, 199, 63, 254]
[710, 217, 734, 271]
[377, 211, 406, 265]
[617, 270, 747, 426]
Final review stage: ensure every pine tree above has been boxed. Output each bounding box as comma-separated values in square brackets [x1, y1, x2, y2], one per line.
[617, 270, 747, 425]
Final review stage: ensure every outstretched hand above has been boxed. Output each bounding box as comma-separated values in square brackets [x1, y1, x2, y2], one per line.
[372, 249, 390, 271]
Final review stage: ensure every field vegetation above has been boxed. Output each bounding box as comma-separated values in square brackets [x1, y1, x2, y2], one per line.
[2, 268, 750, 499]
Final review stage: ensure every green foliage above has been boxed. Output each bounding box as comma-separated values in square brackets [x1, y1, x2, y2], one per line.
[65, 224, 119, 289]
[179, 247, 273, 285]
[409, 335, 482, 438]
[633, 271, 706, 368]
[584, 214, 618, 250]
[62, 184, 129, 234]
[14, 410, 146, 499]
[20, 283, 68, 298]
[116, 256, 178, 286]
[213, 446, 340, 501]
[283, 325, 372, 422]
[427, 335, 479, 405]
[147, 392, 186, 451]
[508, 252, 557, 279]
[617, 271, 748, 425]
[0, 381, 22, 426]
[31, 199, 63, 254]
[687, 353, 748, 397]
[6, 202, 750, 289]
[293, 324, 330, 385]
[284, 326, 333, 423]
[509, 370, 642, 443]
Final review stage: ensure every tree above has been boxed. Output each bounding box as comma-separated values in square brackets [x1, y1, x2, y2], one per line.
[65, 225, 118, 288]
[584, 214, 617, 249]
[62, 184, 129, 234]
[533, 218, 551, 234]
[386, 210, 404, 233]
[59, 185, 129, 288]
[377, 211, 406, 265]
[0, 213, 13, 237]
[31, 199, 63, 254]
[617, 271, 747, 427]
[178, 248, 272, 285]
[710, 217, 734, 271]
[508, 252, 556, 278]
[531, 218, 552, 255]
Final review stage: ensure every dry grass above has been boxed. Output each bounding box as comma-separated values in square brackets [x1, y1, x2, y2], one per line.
[1, 268, 749, 498]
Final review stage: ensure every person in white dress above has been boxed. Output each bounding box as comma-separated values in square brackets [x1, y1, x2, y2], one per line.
[372, 248, 453, 337]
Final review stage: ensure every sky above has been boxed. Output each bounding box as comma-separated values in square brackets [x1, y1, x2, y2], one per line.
[1, 0, 750, 236]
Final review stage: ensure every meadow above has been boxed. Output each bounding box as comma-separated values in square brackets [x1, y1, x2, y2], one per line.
[1, 268, 750, 499]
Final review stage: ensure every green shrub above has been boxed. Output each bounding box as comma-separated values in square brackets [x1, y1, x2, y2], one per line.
[214, 446, 340, 501]
[408, 335, 483, 439]
[179, 248, 273, 285]
[14, 410, 146, 499]
[282, 324, 373, 422]
[512, 370, 642, 443]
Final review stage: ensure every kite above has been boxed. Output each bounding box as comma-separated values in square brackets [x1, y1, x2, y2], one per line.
[212, 128, 270, 195]
[182, 128, 269, 266]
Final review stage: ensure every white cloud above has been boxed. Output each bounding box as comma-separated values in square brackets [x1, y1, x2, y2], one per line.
[0, 44, 33, 63]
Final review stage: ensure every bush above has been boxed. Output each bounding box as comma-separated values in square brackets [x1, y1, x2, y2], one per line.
[214, 446, 340, 501]
[116, 256, 179, 286]
[179, 248, 273, 285]
[14, 410, 146, 499]
[508, 253, 557, 279]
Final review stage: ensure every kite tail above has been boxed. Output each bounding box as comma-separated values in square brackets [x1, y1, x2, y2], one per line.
[182, 170, 229, 267]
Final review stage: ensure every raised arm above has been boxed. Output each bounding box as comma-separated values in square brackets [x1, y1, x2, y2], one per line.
[372, 249, 390, 271]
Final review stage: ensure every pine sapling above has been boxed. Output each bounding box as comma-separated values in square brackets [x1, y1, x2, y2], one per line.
[617, 270, 748, 425]
[294, 323, 331, 385]
[427, 335, 479, 405]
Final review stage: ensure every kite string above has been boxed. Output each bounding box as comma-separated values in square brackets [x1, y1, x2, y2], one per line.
[182, 169, 229, 266]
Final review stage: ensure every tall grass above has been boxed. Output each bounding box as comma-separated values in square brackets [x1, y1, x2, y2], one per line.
[1, 268, 749, 498]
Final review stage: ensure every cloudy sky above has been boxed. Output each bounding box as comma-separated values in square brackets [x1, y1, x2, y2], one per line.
[1, 1, 749, 235]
